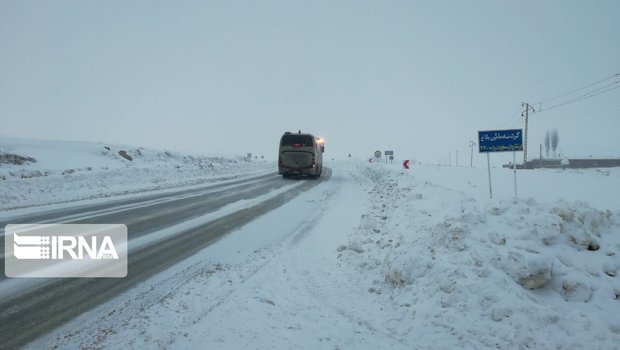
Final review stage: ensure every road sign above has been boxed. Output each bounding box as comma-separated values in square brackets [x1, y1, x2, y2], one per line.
[374, 150, 382, 158]
[478, 129, 523, 153]
[477, 128, 523, 199]
[403, 160, 410, 169]
[385, 150, 394, 156]
[389, 155, 394, 160]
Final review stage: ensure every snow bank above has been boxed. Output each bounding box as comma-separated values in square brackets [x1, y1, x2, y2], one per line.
[337, 163, 620, 349]
[0, 137, 273, 210]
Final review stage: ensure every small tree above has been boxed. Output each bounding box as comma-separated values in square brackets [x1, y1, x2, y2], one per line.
[551, 129, 559, 158]
[544, 131, 550, 158]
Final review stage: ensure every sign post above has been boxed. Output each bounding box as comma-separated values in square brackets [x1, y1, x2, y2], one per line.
[385, 150, 394, 165]
[513, 151, 517, 201]
[487, 153, 492, 198]
[478, 129, 523, 199]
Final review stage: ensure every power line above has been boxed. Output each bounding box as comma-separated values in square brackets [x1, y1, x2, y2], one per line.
[489, 72, 619, 151]
[499, 113, 522, 129]
[498, 108, 523, 129]
[534, 72, 620, 108]
[538, 79, 620, 113]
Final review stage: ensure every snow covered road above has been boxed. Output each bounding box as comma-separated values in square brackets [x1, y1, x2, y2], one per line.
[0, 169, 331, 348]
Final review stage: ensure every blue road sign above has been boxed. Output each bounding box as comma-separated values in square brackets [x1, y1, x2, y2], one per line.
[478, 129, 523, 153]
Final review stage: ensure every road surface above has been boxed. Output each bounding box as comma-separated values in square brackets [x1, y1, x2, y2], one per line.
[0, 169, 331, 348]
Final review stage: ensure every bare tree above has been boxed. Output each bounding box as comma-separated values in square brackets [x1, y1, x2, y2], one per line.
[551, 129, 559, 158]
[544, 131, 550, 158]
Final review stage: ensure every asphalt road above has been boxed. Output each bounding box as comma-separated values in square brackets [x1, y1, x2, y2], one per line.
[0, 169, 331, 349]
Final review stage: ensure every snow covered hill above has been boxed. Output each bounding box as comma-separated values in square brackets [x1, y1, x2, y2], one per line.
[28, 159, 620, 349]
[0, 137, 272, 210]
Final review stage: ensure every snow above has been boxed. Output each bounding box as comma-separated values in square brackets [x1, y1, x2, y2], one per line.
[10, 148, 620, 349]
[126, 180, 304, 254]
[0, 137, 273, 211]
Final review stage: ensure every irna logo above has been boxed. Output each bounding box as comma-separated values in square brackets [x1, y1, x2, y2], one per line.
[5, 224, 127, 278]
[13, 233, 119, 260]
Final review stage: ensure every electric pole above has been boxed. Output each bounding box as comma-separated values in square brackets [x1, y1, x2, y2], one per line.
[469, 140, 476, 167]
[521, 102, 535, 165]
[539, 144, 542, 160]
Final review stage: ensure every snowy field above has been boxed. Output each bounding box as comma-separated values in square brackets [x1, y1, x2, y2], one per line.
[24, 154, 620, 349]
[0, 137, 272, 210]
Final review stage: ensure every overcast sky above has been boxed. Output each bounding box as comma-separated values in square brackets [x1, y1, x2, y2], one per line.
[1, 0, 619, 164]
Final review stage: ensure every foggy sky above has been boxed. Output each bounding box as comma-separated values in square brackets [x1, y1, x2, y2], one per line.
[1, 0, 619, 165]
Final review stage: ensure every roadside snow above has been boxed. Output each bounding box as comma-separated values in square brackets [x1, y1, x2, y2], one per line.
[336, 164, 620, 349]
[28, 160, 620, 349]
[0, 137, 272, 210]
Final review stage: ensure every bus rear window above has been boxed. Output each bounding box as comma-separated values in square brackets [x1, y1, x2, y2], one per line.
[281, 135, 313, 147]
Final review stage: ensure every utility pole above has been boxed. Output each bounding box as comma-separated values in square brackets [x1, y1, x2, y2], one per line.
[521, 102, 535, 165]
[539, 144, 542, 159]
[469, 140, 476, 167]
